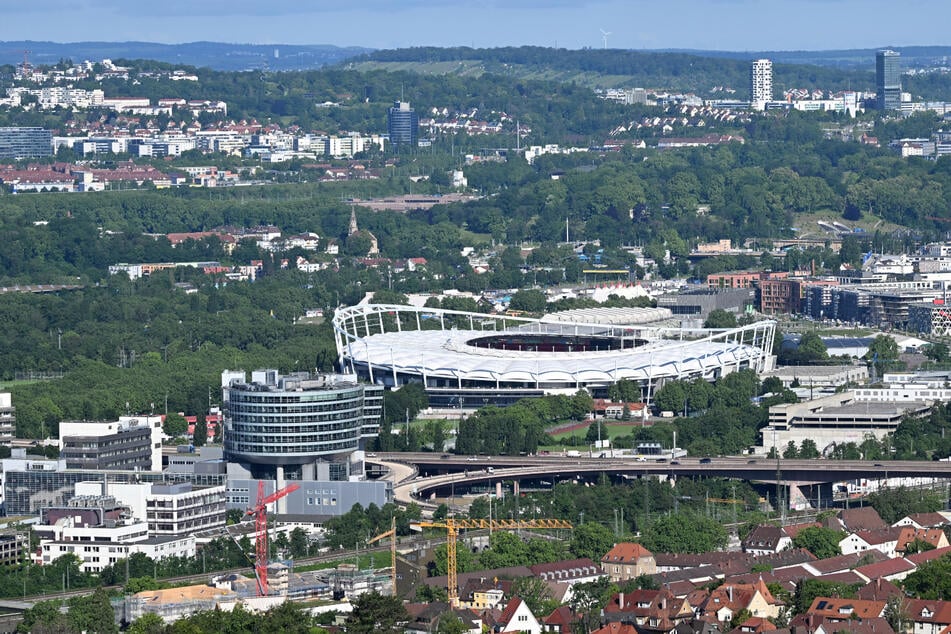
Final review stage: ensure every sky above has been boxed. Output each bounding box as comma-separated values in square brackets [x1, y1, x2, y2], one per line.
[3, 0, 951, 52]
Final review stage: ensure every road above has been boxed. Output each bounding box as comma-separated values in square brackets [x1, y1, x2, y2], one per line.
[379, 453, 951, 505]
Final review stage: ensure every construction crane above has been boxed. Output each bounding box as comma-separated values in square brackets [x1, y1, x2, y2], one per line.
[246, 481, 300, 596]
[412, 518, 572, 605]
[368, 517, 397, 596]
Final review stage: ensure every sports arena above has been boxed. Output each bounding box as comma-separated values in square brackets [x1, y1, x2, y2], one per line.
[332, 303, 776, 408]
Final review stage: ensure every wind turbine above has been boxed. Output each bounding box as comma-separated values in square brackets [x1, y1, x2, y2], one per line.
[600, 29, 612, 50]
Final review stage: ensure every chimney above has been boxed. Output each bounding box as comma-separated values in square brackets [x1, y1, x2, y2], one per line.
[728, 586, 734, 602]
[619, 592, 624, 609]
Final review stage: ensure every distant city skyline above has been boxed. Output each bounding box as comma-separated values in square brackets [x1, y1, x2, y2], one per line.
[4, 0, 951, 53]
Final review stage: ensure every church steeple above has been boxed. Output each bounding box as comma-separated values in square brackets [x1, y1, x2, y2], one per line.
[348, 205, 359, 235]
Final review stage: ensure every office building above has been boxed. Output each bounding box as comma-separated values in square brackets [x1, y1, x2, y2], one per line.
[0, 453, 226, 516]
[59, 415, 163, 472]
[876, 49, 902, 111]
[34, 494, 194, 573]
[750, 59, 773, 110]
[75, 480, 227, 537]
[0, 127, 52, 158]
[221, 370, 383, 480]
[387, 101, 418, 150]
[0, 393, 14, 445]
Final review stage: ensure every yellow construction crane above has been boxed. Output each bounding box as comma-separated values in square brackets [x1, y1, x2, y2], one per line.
[412, 518, 572, 605]
[368, 517, 398, 596]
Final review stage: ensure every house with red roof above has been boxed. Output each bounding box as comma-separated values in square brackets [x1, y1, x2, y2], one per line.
[543, 605, 577, 634]
[727, 616, 777, 634]
[893, 512, 951, 530]
[805, 597, 886, 623]
[905, 598, 951, 634]
[853, 556, 916, 582]
[591, 623, 638, 634]
[496, 597, 541, 634]
[836, 508, 888, 532]
[839, 527, 903, 558]
[895, 527, 949, 554]
[603, 588, 693, 629]
[691, 579, 782, 623]
[742, 524, 792, 555]
[601, 543, 656, 581]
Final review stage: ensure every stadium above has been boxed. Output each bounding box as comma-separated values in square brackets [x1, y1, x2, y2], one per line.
[332, 303, 776, 408]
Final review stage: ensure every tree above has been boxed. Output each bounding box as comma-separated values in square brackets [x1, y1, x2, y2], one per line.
[904, 554, 951, 599]
[512, 575, 558, 615]
[704, 309, 737, 329]
[509, 289, 547, 313]
[866, 334, 900, 374]
[570, 522, 616, 562]
[435, 614, 467, 634]
[641, 512, 728, 554]
[67, 589, 119, 634]
[798, 438, 820, 459]
[791, 526, 844, 559]
[792, 579, 859, 615]
[783, 441, 799, 459]
[924, 342, 950, 363]
[162, 412, 189, 437]
[127, 612, 165, 634]
[192, 415, 207, 447]
[345, 591, 409, 634]
[796, 332, 828, 362]
[868, 486, 944, 524]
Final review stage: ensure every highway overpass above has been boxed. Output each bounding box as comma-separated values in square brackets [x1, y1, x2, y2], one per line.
[371, 453, 951, 507]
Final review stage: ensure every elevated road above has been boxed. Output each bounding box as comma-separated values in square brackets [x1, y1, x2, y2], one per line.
[377, 453, 949, 506]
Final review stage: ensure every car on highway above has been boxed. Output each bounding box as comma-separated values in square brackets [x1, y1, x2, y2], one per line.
[467, 456, 478, 461]
[440, 454, 452, 459]
[700, 458, 712, 464]
[655, 458, 667, 463]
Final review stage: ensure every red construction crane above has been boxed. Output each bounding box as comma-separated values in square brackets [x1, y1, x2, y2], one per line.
[247, 480, 300, 596]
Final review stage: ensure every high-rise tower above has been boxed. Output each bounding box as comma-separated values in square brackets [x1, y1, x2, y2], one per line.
[876, 49, 901, 111]
[387, 101, 418, 151]
[750, 59, 773, 111]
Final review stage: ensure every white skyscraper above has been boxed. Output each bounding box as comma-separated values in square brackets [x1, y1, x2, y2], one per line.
[750, 59, 773, 111]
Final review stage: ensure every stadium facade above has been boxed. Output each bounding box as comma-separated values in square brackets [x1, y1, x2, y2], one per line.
[333, 304, 776, 408]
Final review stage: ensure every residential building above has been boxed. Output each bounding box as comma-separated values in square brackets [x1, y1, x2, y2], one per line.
[221, 369, 383, 480]
[742, 524, 792, 555]
[750, 59, 773, 110]
[691, 579, 781, 623]
[602, 588, 693, 629]
[839, 527, 903, 557]
[528, 558, 604, 586]
[0, 393, 14, 445]
[895, 527, 949, 554]
[905, 599, 951, 634]
[601, 543, 657, 582]
[877, 50, 902, 111]
[0, 127, 52, 158]
[496, 597, 542, 634]
[892, 512, 951, 529]
[387, 101, 418, 150]
[806, 597, 886, 623]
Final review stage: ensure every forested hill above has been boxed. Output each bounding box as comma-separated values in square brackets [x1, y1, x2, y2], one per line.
[0, 41, 372, 71]
[349, 46, 874, 97]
